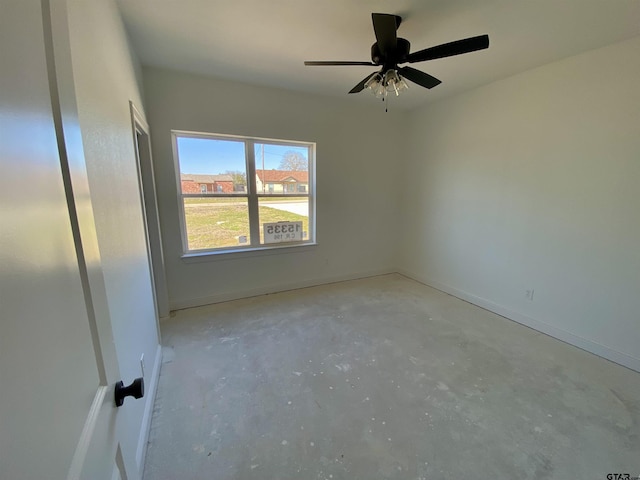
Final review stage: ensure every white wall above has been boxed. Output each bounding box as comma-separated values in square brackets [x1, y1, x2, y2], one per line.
[66, 0, 160, 471]
[143, 67, 404, 309]
[400, 36, 640, 371]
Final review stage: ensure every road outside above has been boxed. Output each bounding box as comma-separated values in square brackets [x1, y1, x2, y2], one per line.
[260, 201, 308, 216]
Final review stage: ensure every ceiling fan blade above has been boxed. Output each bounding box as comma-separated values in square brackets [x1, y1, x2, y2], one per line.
[398, 66, 441, 89]
[406, 34, 489, 63]
[304, 61, 377, 66]
[348, 72, 376, 94]
[372, 13, 400, 57]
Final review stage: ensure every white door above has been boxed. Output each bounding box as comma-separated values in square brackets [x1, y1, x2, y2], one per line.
[0, 2, 139, 479]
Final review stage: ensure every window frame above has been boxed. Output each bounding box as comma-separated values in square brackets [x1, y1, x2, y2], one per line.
[172, 130, 316, 257]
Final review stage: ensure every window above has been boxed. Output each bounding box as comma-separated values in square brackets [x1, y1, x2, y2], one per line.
[173, 131, 315, 254]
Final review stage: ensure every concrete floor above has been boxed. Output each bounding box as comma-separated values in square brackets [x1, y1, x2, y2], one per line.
[143, 274, 640, 480]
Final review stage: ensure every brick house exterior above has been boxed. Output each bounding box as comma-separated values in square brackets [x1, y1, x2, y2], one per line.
[181, 174, 235, 194]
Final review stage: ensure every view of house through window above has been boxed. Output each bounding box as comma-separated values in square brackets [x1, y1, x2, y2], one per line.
[173, 132, 315, 253]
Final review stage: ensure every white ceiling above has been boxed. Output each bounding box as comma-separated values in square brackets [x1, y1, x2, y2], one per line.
[116, 0, 640, 110]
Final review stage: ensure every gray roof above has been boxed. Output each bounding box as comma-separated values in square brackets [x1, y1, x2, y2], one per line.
[181, 173, 234, 183]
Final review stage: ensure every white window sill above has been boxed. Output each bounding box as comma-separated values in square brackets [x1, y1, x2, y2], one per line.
[181, 242, 318, 263]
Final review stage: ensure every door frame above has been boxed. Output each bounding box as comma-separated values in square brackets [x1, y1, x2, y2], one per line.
[130, 102, 170, 324]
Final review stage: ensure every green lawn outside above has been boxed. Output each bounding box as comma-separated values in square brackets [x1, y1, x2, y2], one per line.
[184, 202, 309, 250]
[184, 196, 308, 205]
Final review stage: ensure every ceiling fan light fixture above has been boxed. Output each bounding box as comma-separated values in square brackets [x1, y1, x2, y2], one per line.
[373, 82, 386, 98]
[364, 72, 383, 91]
[384, 69, 402, 96]
[397, 76, 409, 93]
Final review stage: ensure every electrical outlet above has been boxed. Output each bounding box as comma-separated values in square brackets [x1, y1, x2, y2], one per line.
[525, 289, 535, 301]
[140, 354, 145, 379]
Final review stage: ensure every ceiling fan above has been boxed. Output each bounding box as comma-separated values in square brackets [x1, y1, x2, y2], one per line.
[304, 13, 489, 98]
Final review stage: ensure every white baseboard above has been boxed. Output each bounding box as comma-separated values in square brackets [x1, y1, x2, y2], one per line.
[398, 269, 640, 374]
[136, 343, 162, 476]
[169, 268, 396, 311]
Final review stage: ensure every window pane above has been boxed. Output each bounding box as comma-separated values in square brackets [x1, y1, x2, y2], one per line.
[177, 136, 247, 194]
[258, 197, 309, 244]
[183, 198, 250, 250]
[254, 143, 309, 195]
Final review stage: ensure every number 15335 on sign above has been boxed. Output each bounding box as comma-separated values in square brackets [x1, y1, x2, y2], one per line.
[263, 221, 304, 244]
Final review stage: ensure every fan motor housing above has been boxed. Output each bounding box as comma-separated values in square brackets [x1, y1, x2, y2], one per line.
[371, 38, 410, 66]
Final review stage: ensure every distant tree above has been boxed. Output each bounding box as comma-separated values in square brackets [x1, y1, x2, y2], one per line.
[279, 151, 308, 171]
[226, 170, 247, 191]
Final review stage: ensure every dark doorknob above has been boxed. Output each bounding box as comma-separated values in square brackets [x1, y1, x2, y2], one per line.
[114, 377, 144, 407]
